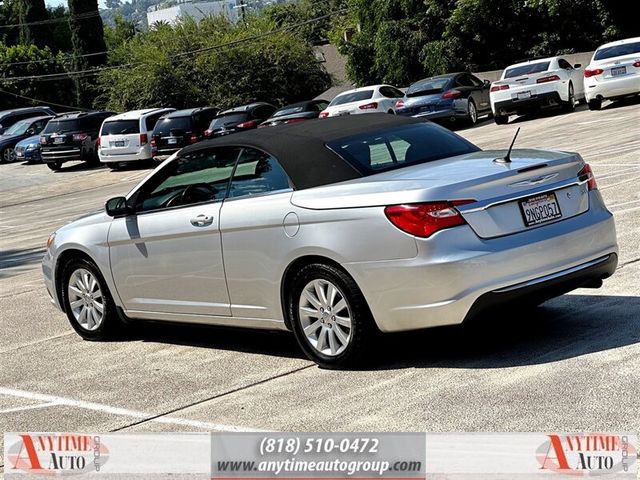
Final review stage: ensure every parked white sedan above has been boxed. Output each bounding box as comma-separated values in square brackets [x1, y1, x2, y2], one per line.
[319, 85, 405, 118]
[490, 56, 585, 124]
[584, 37, 640, 110]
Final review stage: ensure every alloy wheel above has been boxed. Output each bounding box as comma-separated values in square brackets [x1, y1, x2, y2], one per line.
[3, 148, 15, 162]
[298, 279, 352, 356]
[67, 268, 105, 331]
[468, 101, 477, 124]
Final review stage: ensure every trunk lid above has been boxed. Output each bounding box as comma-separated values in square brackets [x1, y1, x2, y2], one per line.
[591, 53, 640, 81]
[100, 119, 141, 156]
[291, 149, 589, 238]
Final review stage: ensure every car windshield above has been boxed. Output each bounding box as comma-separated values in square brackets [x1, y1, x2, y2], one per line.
[406, 78, 450, 97]
[327, 123, 480, 175]
[594, 41, 640, 60]
[208, 113, 251, 128]
[42, 119, 80, 134]
[4, 120, 31, 135]
[504, 61, 551, 78]
[329, 90, 374, 107]
[101, 119, 139, 135]
[153, 117, 191, 136]
[273, 106, 305, 118]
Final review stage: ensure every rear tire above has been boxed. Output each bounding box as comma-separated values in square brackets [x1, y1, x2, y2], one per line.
[562, 83, 576, 112]
[62, 257, 125, 341]
[494, 114, 509, 125]
[588, 98, 602, 111]
[46, 161, 62, 171]
[107, 163, 120, 171]
[288, 263, 375, 369]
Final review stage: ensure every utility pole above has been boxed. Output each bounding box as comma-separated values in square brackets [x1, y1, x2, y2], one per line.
[240, 0, 246, 23]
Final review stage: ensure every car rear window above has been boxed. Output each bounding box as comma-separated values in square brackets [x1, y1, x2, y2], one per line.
[594, 41, 640, 61]
[153, 117, 192, 136]
[327, 123, 480, 175]
[273, 106, 305, 118]
[208, 113, 251, 128]
[329, 90, 374, 107]
[101, 120, 140, 135]
[406, 78, 450, 97]
[504, 61, 551, 78]
[42, 119, 80, 134]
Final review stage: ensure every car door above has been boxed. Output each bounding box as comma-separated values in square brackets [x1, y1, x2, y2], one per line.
[108, 146, 242, 317]
[558, 58, 584, 97]
[219, 147, 294, 320]
[468, 73, 491, 111]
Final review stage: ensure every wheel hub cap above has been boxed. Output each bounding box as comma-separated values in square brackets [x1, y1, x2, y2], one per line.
[67, 268, 104, 331]
[298, 279, 352, 356]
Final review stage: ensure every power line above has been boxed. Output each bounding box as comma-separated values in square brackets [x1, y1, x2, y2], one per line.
[0, 10, 101, 30]
[0, 88, 88, 111]
[0, 7, 349, 82]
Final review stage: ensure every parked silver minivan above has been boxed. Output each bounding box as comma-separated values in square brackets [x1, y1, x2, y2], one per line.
[98, 108, 175, 169]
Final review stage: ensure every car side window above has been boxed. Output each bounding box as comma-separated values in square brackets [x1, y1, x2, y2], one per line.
[456, 75, 475, 87]
[468, 74, 484, 87]
[314, 102, 329, 111]
[144, 112, 164, 132]
[226, 148, 292, 200]
[135, 147, 242, 212]
[558, 59, 572, 69]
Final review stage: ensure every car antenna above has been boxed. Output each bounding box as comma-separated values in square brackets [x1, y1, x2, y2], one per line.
[495, 127, 520, 164]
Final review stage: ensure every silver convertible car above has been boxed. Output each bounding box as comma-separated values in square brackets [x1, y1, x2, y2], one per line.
[43, 115, 618, 367]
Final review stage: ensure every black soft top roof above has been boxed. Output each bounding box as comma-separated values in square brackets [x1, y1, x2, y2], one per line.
[180, 114, 425, 189]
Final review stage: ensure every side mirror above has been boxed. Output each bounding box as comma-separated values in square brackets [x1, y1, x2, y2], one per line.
[26, 128, 35, 135]
[483, 79, 491, 87]
[105, 196, 132, 217]
[574, 63, 582, 69]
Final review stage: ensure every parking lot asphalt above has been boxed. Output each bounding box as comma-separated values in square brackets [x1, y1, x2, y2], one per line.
[1, 100, 639, 470]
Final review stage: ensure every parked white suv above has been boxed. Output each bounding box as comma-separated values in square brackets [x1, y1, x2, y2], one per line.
[98, 108, 175, 169]
[584, 37, 640, 110]
[319, 85, 405, 118]
[490, 56, 585, 124]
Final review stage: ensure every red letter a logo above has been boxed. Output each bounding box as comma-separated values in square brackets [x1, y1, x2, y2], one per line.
[541, 435, 571, 470]
[12, 435, 43, 471]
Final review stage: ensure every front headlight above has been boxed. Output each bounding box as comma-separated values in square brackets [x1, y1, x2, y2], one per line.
[46, 232, 56, 250]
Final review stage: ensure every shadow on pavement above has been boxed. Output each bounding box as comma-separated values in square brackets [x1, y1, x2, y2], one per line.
[127, 293, 640, 368]
[0, 247, 45, 278]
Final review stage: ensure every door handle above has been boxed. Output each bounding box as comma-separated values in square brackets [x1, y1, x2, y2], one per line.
[190, 214, 214, 227]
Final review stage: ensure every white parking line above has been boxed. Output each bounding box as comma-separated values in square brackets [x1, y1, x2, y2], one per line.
[0, 387, 268, 432]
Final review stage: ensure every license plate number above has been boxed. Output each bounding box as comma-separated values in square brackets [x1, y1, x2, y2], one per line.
[167, 137, 178, 144]
[611, 66, 626, 76]
[53, 137, 65, 144]
[516, 91, 532, 100]
[16, 151, 24, 157]
[519, 193, 562, 227]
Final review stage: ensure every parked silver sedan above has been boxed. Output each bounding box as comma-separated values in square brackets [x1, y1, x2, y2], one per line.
[42, 115, 618, 368]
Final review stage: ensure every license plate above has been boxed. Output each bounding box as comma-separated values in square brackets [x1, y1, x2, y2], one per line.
[112, 141, 125, 147]
[167, 137, 178, 145]
[337, 111, 350, 116]
[516, 91, 532, 100]
[16, 151, 24, 157]
[53, 137, 65, 144]
[611, 66, 626, 76]
[519, 193, 562, 227]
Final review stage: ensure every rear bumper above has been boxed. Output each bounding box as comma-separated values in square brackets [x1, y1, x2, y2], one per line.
[585, 74, 640, 101]
[99, 146, 152, 163]
[42, 147, 82, 162]
[153, 148, 180, 161]
[493, 91, 562, 116]
[345, 191, 618, 332]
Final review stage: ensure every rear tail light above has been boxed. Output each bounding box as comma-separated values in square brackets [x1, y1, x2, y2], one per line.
[633, 60, 640, 68]
[236, 120, 257, 129]
[204, 129, 213, 137]
[584, 68, 603, 78]
[319, 111, 329, 118]
[139, 133, 148, 146]
[536, 74, 560, 83]
[578, 163, 597, 190]
[384, 200, 475, 238]
[442, 89, 462, 99]
[96, 136, 101, 148]
[189, 133, 198, 144]
[285, 118, 307, 124]
[490, 84, 510, 92]
[358, 102, 378, 110]
[73, 133, 88, 141]
[395, 99, 405, 109]
[257, 124, 269, 129]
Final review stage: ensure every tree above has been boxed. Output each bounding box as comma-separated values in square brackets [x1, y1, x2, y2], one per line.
[67, 0, 107, 107]
[17, 0, 53, 48]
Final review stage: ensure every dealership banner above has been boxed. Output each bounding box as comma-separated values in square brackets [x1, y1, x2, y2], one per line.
[3, 432, 638, 479]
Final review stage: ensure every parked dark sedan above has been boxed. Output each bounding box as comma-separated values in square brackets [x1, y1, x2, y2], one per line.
[204, 102, 276, 138]
[151, 107, 219, 161]
[395, 73, 492, 125]
[0, 115, 52, 163]
[258, 100, 329, 128]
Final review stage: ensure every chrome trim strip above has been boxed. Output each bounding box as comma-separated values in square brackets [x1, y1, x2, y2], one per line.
[493, 255, 610, 293]
[124, 309, 289, 330]
[460, 177, 587, 213]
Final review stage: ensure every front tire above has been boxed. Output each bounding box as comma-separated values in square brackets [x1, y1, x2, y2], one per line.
[467, 99, 478, 125]
[494, 114, 509, 125]
[46, 161, 62, 171]
[62, 257, 124, 340]
[288, 263, 374, 369]
[562, 82, 576, 112]
[2, 147, 16, 163]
